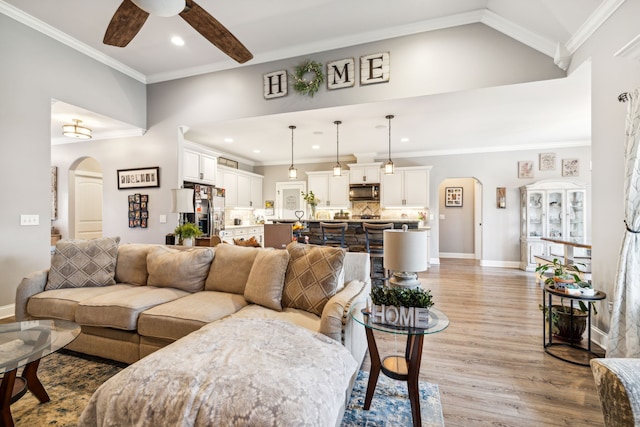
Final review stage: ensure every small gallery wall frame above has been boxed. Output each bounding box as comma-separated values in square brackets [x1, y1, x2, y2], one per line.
[117, 167, 160, 190]
[539, 153, 556, 171]
[562, 159, 580, 177]
[518, 161, 534, 179]
[445, 187, 463, 207]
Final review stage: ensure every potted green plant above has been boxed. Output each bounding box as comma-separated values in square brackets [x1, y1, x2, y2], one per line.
[369, 286, 434, 328]
[174, 222, 202, 246]
[535, 258, 584, 289]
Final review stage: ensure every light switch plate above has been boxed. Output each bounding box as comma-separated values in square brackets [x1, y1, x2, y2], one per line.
[20, 214, 39, 226]
[439, 214, 445, 220]
[159, 214, 167, 224]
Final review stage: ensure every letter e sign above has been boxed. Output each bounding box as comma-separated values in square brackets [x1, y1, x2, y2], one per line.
[360, 52, 390, 85]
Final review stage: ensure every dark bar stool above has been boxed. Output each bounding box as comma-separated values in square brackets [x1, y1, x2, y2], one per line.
[363, 223, 394, 284]
[320, 222, 349, 248]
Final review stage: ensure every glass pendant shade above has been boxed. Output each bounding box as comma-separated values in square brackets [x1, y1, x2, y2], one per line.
[288, 125, 297, 179]
[333, 120, 342, 176]
[384, 114, 394, 175]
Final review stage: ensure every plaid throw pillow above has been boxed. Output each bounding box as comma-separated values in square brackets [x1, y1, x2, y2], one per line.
[46, 237, 120, 290]
[282, 242, 346, 316]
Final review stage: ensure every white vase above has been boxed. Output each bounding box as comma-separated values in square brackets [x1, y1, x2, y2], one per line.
[182, 237, 193, 247]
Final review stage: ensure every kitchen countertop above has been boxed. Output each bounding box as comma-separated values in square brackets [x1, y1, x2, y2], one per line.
[224, 224, 265, 229]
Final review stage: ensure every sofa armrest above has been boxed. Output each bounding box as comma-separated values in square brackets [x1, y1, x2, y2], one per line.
[591, 358, 640, 426]
[15, 269, 48, 321]
[320, 279, 370, 342]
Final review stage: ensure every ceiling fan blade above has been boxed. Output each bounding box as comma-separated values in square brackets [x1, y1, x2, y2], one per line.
[179, 0, 253, 63]
[104, 0, 150, 47]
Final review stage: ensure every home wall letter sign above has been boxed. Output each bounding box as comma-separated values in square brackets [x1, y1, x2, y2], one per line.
[360, 52, 390, 85]
[263, 70, 288, 99]
[327, 58, 355, 90]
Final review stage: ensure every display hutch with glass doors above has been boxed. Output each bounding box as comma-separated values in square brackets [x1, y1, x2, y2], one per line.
[520, 180, 588, 271]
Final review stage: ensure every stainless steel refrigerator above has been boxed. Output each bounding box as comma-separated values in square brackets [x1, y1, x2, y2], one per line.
[184, 183, 225, 237]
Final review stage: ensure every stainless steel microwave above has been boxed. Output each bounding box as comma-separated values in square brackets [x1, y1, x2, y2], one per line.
[349, 184, 380, 201]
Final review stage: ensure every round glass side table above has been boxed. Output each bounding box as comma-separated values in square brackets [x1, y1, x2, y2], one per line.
[350, 302, 449, 427]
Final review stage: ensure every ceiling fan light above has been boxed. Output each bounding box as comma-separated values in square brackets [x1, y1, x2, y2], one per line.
[131, 0, 185, 17]
[62, 119, 92, 139]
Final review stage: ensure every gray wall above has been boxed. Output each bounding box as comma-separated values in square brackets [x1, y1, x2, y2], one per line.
[439, 178, 476, 255]
[0, 14, 146, 309]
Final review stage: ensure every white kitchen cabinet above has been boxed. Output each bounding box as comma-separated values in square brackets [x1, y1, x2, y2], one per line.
[306, 171, 350, 208]
[183, 148, 217, 185]
[224, 225, 264, 247]
[519, 180, 588, 271]
[347, 163, 381, 184]
[218, 165, 263, 209]
[381, 166, 430, 208]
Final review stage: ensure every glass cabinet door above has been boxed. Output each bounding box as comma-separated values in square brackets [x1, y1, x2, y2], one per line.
[567, 189, 586, 243]
[546, 190, 564, 239]
[527, 191, 544, 238]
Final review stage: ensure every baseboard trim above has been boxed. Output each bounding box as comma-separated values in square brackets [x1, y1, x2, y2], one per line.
[591, 325, 608, 353]
[480, 260, 522, 269]
[0, 304, 15, 319]
[439, 252, 475, 259]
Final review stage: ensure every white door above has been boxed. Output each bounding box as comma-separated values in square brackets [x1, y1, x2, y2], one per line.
[74, 171, 103, 239]
[474, 179, 483, 260]
[275, 181, 306, 219]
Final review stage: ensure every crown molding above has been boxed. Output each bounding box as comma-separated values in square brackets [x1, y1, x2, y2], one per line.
[615, 33, 640, 61]
[480, 10, 556, 57]
[566, 0, 626, 53]
[0, 0, 147, 83]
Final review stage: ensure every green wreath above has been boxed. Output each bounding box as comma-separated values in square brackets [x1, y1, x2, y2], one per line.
[292, 60, 324, 97]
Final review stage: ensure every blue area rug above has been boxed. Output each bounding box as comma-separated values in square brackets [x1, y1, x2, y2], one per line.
[342, 370, 444, 427]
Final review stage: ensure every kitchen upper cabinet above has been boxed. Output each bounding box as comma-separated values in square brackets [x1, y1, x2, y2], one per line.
[183, 148, 216, 184]
[381, 166, 430, 208]
[348, 163, 381, 184]
[218, 165, 263, 209]
[306, 171, 350, 208]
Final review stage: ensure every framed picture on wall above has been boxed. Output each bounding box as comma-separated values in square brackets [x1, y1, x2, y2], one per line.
[445, 187, 463, 207]
[518, 161, 534, 179]
[562, 159, 580, 177]
[117, 167, 160, 190]
[539, 153, 556, 171]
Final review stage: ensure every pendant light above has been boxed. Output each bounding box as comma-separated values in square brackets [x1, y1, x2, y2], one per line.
[62, 119, 92, 139]
[384, 114, 394, 175]
[333, 120, 342, 176]
[288, 125, 297, 179]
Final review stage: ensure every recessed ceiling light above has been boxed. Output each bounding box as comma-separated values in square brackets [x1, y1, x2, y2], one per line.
[312, 131, 323, 135]
[171, 36, 185, 46]
[312, 145, 320, 150]
[401, 137, 409, 142]
[223, 138, 233, 143]
[375, 125, 386, 129]
[253, 149, 261, 153]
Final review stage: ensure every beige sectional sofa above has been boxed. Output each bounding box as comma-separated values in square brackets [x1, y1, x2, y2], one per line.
[15, 238, 371, 366]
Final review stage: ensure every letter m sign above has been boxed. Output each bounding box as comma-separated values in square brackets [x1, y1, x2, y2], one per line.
[327, 58, 355, 90]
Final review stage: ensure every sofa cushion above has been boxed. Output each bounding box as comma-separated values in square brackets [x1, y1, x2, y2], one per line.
[282, 242, 346, 317]
[243, 249, 289, 311]
[205, 244, 260, 294]
[146, 246, 214, 292]
[46, 237, 120, 290]
[27, 284, 135, 321]
[138, 291, 248, 341]
[115, 244, 154, 286]
[231, 304, 321, 334]
[75, 286, 189, 330]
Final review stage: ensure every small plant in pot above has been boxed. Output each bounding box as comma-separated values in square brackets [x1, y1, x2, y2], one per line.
[369, 286, 434, 328]
[174, 222, 202, 246]
[535, 258, 584, 290]
[540, 300, 597, 343]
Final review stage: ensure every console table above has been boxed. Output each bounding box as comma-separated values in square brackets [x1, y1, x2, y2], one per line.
[543, 284, 605, 366]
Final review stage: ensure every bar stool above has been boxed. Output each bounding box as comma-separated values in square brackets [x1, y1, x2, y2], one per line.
[320, 222, 349, 248]
[363, 223, 394, 284]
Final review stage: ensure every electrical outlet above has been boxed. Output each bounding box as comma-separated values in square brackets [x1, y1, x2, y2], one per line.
[608, 302, 613, 313]
[20, 214, 39, 226]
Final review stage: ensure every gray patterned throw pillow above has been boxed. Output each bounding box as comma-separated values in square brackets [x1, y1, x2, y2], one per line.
[46, 237, 120, 290]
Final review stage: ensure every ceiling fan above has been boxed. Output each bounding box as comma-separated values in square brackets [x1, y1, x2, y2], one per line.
[103, 0, 253, 63]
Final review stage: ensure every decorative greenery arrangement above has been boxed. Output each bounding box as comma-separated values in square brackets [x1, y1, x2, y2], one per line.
[302, 191, 320, 207]
[174, 222, 203, 239]
[535, 258, 584, 286]
[370, 286, 434, 309]
[291, 60, 324, 97]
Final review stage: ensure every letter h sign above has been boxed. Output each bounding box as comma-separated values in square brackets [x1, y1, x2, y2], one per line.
[263, 70, 288, 99]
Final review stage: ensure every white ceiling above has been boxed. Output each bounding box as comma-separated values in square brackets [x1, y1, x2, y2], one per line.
[2, 0, 611, 164]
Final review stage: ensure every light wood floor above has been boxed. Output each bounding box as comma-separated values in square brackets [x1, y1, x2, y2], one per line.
[363, 259, 605, 427]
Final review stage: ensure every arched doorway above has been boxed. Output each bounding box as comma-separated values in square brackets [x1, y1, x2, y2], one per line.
[438, 177, 482, 260]
[69, 157, 103, 239]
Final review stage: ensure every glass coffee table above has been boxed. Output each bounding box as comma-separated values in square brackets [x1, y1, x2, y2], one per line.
[351, 302, 449, 427]
[0, 319, 80, 427]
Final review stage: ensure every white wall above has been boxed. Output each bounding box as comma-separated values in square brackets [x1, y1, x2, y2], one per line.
[0, 14, 146, 309]
[439, 178, 476, 256]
